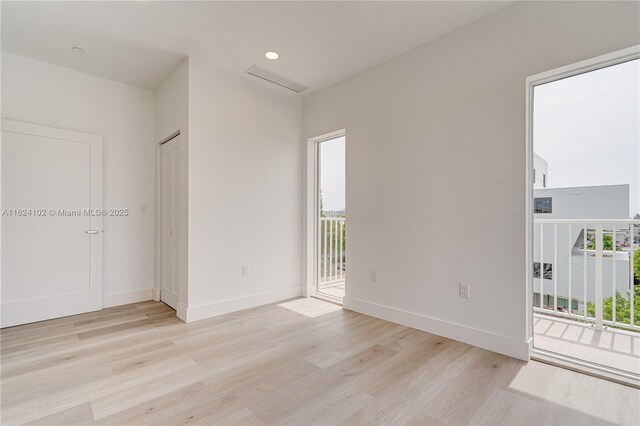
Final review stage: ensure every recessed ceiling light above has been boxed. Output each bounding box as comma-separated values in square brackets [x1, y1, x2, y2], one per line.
[265, 51, 279, 60]
[71, 46, 85, 54]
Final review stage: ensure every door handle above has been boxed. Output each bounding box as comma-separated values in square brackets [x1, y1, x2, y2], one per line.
[85, 230, 100, 234]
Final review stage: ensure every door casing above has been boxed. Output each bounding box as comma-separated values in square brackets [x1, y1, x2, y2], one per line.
[159, 133, 182, 310]
[524, 45, 640, 366]
[304, 129, 346, 298]
[0, 119, 103, 327]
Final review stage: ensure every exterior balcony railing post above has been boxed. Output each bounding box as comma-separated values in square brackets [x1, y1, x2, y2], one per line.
[595, 223, 604, 330]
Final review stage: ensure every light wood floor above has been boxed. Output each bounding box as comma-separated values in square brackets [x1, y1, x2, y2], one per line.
[1, 298, 639, 425]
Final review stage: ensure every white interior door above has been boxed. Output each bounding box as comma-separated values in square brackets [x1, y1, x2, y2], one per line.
[1, 119, 103, 327]
[160, 135, 181, 310]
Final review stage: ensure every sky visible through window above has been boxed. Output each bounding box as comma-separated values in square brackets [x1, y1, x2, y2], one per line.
[534, 59, 640, 217]
[320, 136, 345, 212]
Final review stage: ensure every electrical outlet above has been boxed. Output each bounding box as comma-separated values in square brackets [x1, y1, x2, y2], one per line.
[242, 265, 249, 277]
[370, 270, 378, 282]
[459, 282, 470, 299]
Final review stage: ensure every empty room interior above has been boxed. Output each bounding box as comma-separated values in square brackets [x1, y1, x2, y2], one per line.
[1, 1, 640, 425]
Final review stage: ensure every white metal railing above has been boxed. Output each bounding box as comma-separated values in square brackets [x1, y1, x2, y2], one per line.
[319, 217, 346, 288]
[534, 218, 639, 331]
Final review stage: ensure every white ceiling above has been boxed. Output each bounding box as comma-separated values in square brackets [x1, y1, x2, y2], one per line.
[1, 1, 514, 93]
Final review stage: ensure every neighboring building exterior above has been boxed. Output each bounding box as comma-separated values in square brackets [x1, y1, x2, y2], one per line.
[533, 182, 632, 311]
[533, 153, 548, 189]
[534, 184, 630, 219]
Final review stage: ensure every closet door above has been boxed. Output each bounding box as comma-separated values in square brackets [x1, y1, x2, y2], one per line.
[160, 135, 181, 310]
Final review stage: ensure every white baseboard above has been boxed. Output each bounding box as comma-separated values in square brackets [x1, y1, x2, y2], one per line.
[176, 303, 188, 322]
[180, 285, 303, 323]
[103, 289, 154, 308]
[343, 297, 531, 361]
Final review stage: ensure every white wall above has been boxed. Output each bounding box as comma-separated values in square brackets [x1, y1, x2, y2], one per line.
[1, 52, 156, 306]
[184, 58, 302, 321]
[301, 1, 640, 359]
[156, 59, 189, 147]
[155, 59, 190, 312]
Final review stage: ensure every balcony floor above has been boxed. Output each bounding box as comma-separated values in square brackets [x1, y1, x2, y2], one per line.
[318, 283, 345, 299]
[533, 313, 640, 376]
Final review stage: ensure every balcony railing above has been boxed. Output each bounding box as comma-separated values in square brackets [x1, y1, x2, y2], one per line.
[319, 217, 346, 288]
[534, 218, 639, 332]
